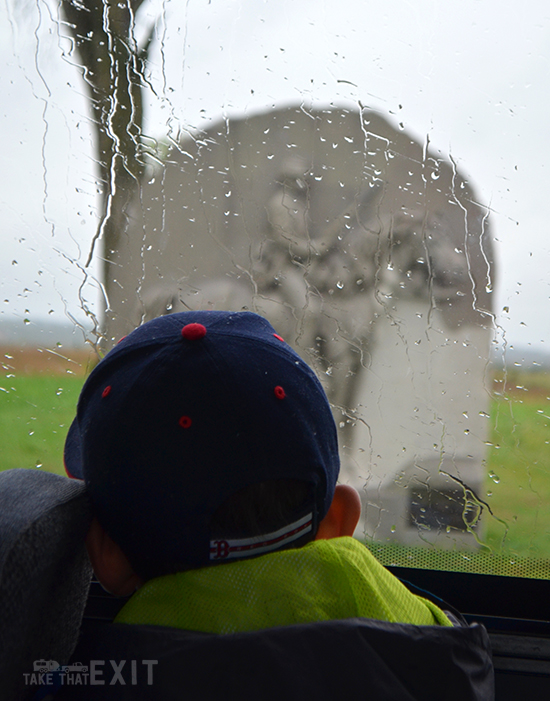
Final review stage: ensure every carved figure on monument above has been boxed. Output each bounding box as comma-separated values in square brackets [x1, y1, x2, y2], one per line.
[108, 105, 494, 547]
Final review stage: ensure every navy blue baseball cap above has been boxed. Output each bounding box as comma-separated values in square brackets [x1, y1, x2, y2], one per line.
[64, 311, 340, 579]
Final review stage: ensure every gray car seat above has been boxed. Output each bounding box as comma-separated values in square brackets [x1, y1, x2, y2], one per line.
[0, 469, 93, 701]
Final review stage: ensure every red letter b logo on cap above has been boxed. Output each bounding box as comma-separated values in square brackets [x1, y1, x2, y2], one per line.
[213, 540, 230, 559]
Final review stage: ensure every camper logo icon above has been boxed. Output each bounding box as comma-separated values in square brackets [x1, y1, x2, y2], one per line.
[33, 660, 59, 674]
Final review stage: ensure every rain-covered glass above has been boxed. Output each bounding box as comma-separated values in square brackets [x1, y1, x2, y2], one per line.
[1, 0, 549, 579]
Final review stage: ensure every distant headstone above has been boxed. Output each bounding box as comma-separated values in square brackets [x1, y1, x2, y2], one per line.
[106, 105, 494, 546]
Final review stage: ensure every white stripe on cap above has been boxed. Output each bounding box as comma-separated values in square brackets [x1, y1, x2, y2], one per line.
[210, 512, 313, 561]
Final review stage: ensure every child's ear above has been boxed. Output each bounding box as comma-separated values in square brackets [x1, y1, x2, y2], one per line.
[85, 517, 143, 596]
[315, 484, 361, 540]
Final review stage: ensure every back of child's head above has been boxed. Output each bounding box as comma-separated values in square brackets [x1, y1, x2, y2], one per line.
[64, 311, 340, 580]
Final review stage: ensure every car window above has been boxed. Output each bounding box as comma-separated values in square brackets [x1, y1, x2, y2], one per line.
[1, 0, 549, 581]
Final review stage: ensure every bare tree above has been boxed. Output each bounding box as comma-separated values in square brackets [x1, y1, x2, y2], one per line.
[60, 0, 155, 335]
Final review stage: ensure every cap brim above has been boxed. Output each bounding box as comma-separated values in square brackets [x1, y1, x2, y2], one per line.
[64, 419, 84, 480]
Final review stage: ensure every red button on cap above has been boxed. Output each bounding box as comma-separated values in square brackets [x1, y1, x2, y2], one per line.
[274, 386, 286, 400]
[181, 323, 207, 340]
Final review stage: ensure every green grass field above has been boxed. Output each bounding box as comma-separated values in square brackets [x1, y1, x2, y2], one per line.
[477, 372, 550, 561]
[1, 358, 549, 576]
[0, 373, 83, 474]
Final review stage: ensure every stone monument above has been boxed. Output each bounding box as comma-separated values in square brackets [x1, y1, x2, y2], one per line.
[105, 105, 494, 547]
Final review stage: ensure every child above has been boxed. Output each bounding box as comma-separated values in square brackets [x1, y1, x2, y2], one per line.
[64, 309, 451, 633]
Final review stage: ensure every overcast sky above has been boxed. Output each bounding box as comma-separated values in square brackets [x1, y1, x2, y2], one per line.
[1, 0, 549, 352]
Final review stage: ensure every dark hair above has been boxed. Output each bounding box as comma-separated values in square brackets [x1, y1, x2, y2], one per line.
[210, 479, 315, 546]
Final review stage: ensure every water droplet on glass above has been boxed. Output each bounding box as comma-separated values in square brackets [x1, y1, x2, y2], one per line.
[489, 471, 500, 484]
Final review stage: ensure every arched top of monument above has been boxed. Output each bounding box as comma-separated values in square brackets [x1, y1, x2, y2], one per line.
[116, 103, 493, 342]
[165, 104, 478, 195]
[152, 103, 489, 250]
